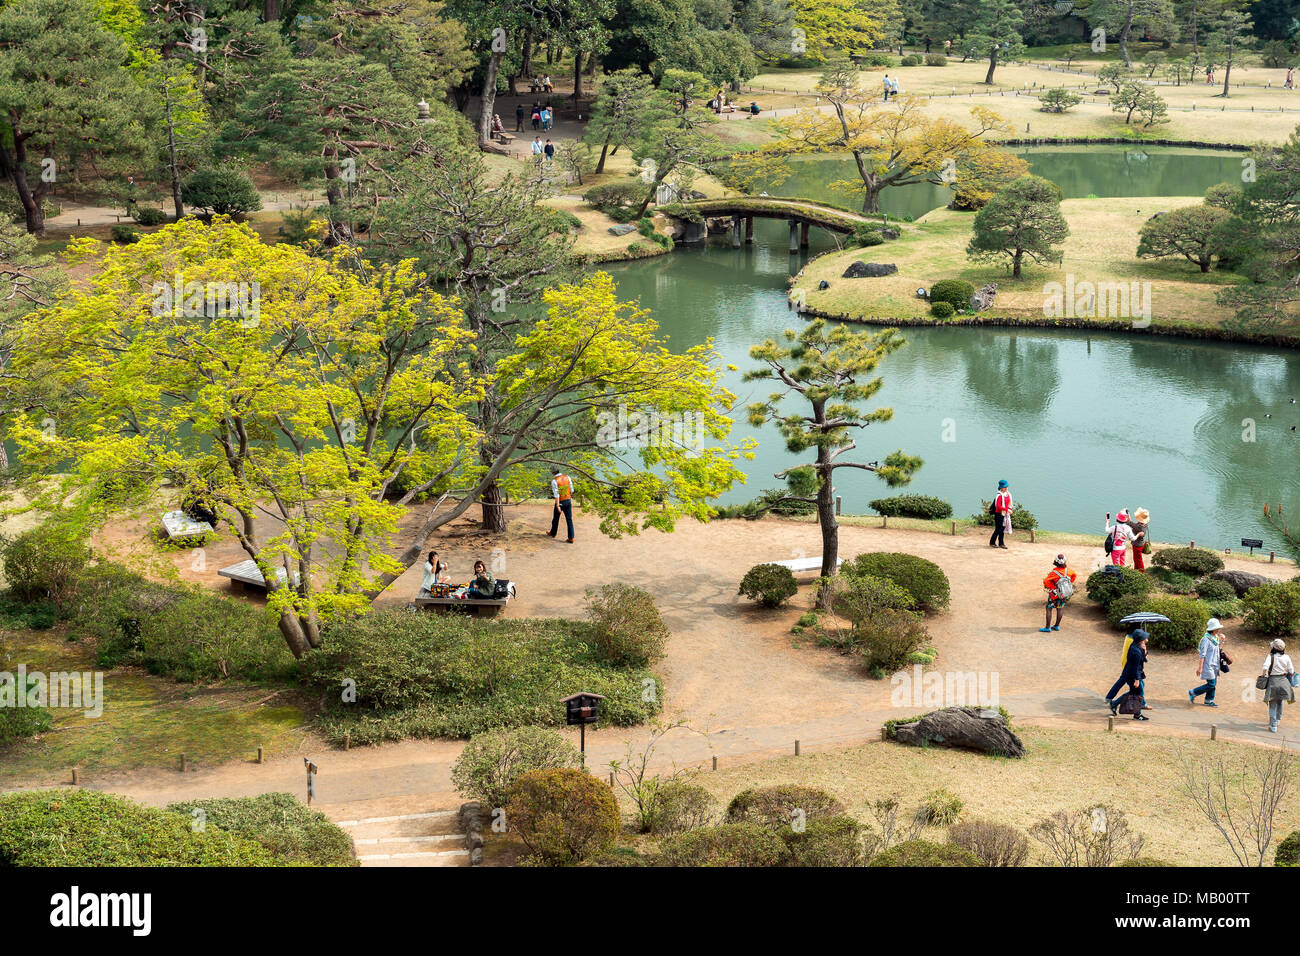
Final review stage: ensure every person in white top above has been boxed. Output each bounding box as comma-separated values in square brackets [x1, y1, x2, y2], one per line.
[1262, 638, 1296, 732]
[420, 550, 449, 595]
[1105, 510, 1135, 566]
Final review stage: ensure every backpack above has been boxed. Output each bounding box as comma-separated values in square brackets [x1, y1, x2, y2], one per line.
[1104, 532, 1114, 552]
[1053, 570, 1074, 600]
[988, 500, 997, 516]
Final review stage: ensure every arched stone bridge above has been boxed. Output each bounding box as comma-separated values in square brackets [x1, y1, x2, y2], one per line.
[658, 196, 877, 249]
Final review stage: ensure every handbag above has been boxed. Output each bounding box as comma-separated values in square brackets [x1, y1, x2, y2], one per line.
[1118, 692, 1143, 715]
[1289, 672, 1299, 689]
[1104, 532, 1114, 552]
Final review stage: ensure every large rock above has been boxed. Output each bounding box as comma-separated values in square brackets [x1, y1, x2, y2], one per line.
[890, 706, 1025, 758]
[1208, 568, 1271, 596]
[842, 261, 897, 278]
[608, 223, 637, 236]
[970, 283, 998, 311]
[881, 227, 901, 240]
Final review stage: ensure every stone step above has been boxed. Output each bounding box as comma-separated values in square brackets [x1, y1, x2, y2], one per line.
[339, 810, 462, 840]
[357, 848, 470, 867]
[334, 807, 472, 867]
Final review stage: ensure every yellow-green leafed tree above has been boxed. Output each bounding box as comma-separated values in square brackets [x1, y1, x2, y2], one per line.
[732, 58, 1028, 213]
[788, 0, 899, 60]
[10, 217, 482, 657]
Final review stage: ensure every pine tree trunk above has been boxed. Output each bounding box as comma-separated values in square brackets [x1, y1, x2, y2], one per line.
[478, 50, 503, 148]
[573, 49, 584, 100]
[163, 84, 185, 219]
[10, 136, 45, 235]
[595, 139, 610, 174]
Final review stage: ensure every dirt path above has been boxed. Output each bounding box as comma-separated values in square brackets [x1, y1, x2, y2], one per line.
[64, 503, 1298, 812]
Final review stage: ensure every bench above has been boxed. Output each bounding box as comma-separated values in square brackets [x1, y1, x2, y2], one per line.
[218, 558, 299, 592]
[161, 509, 213, 541]
[769, 556, 843, 575]
[413, 581, 517, 617]
[492, 130, 516, 144]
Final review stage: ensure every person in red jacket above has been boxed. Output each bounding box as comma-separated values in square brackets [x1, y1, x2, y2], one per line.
[1040, 553, 1077, 632]
[988, 479, 1012, 549]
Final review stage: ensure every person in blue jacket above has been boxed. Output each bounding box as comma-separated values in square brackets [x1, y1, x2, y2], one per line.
[1106, 629, 1149, 720]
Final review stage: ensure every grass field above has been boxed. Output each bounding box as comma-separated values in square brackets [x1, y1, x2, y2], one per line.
[791, 196, 1245, 330]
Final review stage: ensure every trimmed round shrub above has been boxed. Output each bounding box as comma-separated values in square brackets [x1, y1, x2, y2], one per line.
[165, 793, 355, 866]
[1149, 566, 1197, 595]
[928, 279, 974, 311]
[930, 300, 955, 318]
[505, 768, 620, 865]
[0, 671, 52, 743]
[853, 224, 885, 246]
[1085, 566, 1154, 610]
[1107, 593, 1212, 651]
[451, 726, 583, 808]
[584, 583, 670, 666]
[869, 494, 953, 519]
[0, 789, 282, 866]
[846, 552, 950, 613]
[1152, 547, 1224, 577]
[1205, 597, 1245, 621]
[1274, 830, 1300, 866]
[972, 500, 1039, 530]
[725, 785, 845, 829]
[924, 53, 947, 66]
[584, 181, 645, 215]
[900, 54, 921, 66]
[181, 165, 264, 216]
[132, 205, 168, 226]
[948, 819, 1029, 866]
[1242, 581, 1300, 636]
[782, 815, 865, 866]
[1196, 577, 1237, 602]
[828, 572, 916, 624]
[739, 563, 798, 608]
[109, 223, 139, 243]
[656, 822, 787, 866]
[869, 838, 979, 867]
[650, 780, 718, 835]
[2, 523, 90, 607]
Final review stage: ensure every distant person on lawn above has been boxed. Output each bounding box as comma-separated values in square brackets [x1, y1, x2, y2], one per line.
[989, 479, 1012, 549]
[548, 467, 575, 543]
[1040, 553, 1077, 632]
[1107, 629, 1149, 720]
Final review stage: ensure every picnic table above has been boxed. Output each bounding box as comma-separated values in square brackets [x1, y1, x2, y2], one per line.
[769, 556, 843, 576]
[161, 510, 213, 541]
[218, 558, 299, 592]
[413, 581, 517, 617]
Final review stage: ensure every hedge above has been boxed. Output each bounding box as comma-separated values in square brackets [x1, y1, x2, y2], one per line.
[1085, 566, 1154, 610]
[845, 552, 950, 613]
[1151, 547, 1224, 577]
[868, 494, 953, 520]
[1108, 593, 1212, 651]
[505, 768, 620, 865]
[869, 838, 979, 867]
[1242, 581, 1300, 636]
[0, 789, 283, 866]
[165, 793, 356, 866]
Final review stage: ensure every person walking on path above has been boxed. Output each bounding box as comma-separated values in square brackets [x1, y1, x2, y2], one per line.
[531, 106, 541, 130]
[924, 35, 932, 53]
[515, 103, 526, 131]
[988, 479, 1012, 549]
[1262, 638, 1296, 732]
[882, 74, 892, 100]
[531, 136, 543, 156]
[1286, 67, 1294, 90]
[548, 467, 575, 542]
[1106, 629, 1149, 719]
[1105, 509, 1135, 566]
[1040, 554, 1077, 632]
[1129, 507, 1150, 571]
[1189, 618, 1226, 707]
[543, 138, 555, 161]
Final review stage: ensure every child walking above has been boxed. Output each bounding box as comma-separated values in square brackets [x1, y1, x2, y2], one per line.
[1040, 553, 1077, 632]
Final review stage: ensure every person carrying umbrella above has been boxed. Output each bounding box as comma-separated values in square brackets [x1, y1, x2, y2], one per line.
[1189, 617, 1226, 707]
[1106, 628, 1149, 720]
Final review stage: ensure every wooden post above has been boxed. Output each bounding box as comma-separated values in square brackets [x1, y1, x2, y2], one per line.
[1190, 540, 1195, 548]
[1107, 716, 1114, 732]
[257, 746, 264, 764]
[180, 753, 187, 772]
[880, 726, 887, 741]
[712, 756, 717, 771]
[744, 217, 754, 243]
[1270, 551, 1276, 563]
[788, 219, 798, 253]
[882, 515, 888, 529]
[1210, 724, 1218, 741]
[835, 495, 842, 515]
[71, 768, 78, 785]
[609, 771, 615, 786]
[731, 214, 741, 248]
[343, 732, 350, 751]
[799, 221, 810, 249]
[794, 740, 800, 756]
[950, 520, 957, 535]
[1029, 529, 1036, 543]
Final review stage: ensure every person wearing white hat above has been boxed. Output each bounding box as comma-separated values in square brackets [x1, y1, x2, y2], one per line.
[1189, 618, 1226, 707]
[1104, 509, 1135, 566]
[1261, 638, 1296, 732]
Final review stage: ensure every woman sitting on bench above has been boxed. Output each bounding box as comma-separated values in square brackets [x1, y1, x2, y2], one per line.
[457, 560, 495, 600]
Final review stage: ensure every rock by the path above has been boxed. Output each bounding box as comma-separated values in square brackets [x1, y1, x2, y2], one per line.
[889, 706, 1025, 757]
[842, 261, 897, 278]
[881, 227, 901, 240]
[1208, 568, 1271, 596]
[970, 283, 998, 311]
[608, 223, 637, 236]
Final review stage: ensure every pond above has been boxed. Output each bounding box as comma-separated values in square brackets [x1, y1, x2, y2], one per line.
[752, 144, 1249, 220]
[601, 212, 1300, 552]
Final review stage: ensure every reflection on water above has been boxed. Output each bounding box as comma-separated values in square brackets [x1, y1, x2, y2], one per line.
[752, 145, 1248, 219]
[603, 219, 1300, 549]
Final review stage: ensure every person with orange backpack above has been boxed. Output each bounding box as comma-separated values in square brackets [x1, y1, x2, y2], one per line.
[548, 467, 575, 543]
[1039, 553, 1077, 632]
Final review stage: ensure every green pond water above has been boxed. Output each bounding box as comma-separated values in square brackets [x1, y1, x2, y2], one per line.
[600, 147, 1300, 551]
[755, 144, 1250, 220]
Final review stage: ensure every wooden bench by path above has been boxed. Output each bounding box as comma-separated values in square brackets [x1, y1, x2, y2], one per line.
[160, 510, 213, 541]
[413, 581, 517, 617]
